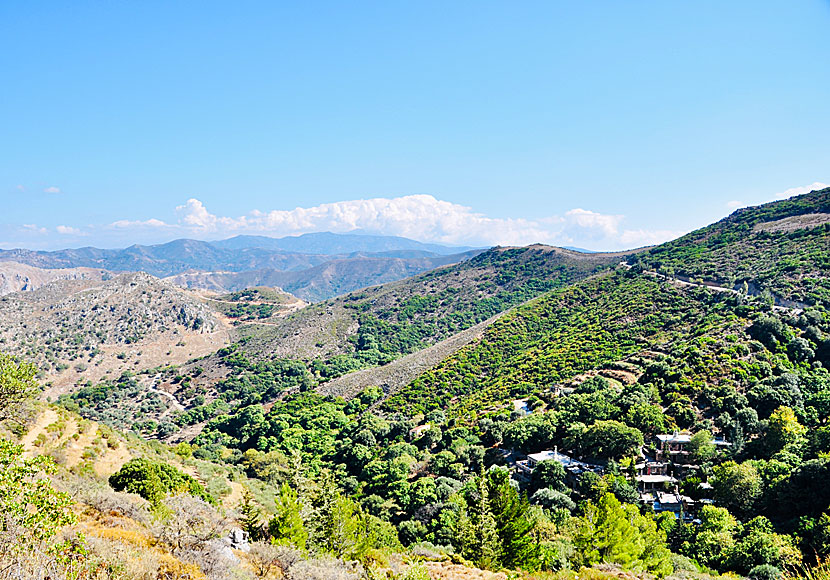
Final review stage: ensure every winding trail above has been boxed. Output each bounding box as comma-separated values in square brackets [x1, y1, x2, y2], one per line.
[620, 262, 805, 314]
[147, 374, 186, 412]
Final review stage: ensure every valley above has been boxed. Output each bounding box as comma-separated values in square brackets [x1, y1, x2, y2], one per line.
[3, 189, 830, 580]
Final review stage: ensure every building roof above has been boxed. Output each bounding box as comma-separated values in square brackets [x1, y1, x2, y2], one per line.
[528, 450, 578, 466]
[656, 433, 692, 444]
[513, 399, 530, 413]
[656, 491, 693, 505]
[636, 474, 677, 484]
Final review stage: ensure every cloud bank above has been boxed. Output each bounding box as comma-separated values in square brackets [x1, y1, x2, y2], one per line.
[4, 194, 685, 251]
[11, 179, 826, 251]
[161, 195, 673, 249]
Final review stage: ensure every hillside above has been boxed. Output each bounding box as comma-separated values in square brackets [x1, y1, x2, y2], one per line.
[200, 286, 307, 325]
[166, 250, 481, 302]
[234, 245, 629, 363]
[58, 244, 626, 440]
[8, 191, 830, 580]
[160, 191, 830, 579]
[0, 272, 231, 395]
[633, 186, 830, 306]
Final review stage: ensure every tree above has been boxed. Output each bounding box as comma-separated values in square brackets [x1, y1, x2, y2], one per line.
[574, 493, 672, 576]
[0, 354, 38, 422]
[625, 403, 667, 435]
[532, 460, 567, 492]
[268, 483, 308, 549]
[154, 493, 228, 553]
[485, 468, 539, 569]
[687, 430, 717, 463]
[0, 437, 76, 546]
[531, 488, 575, 512]
[725, 517, 801, 573]
[109, 458, 211, 505]
[0, 438, 87, 579]
[712, 461, 762, 519]
[580, 420, 644, 460]
[453, 475, 502, 569]
[690, 505, 738, 568]
[765, 406, 807, 454]
[240, 488, 264, 541]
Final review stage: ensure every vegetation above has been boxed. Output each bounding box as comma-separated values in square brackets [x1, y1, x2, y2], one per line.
[7, 190, 830, 579]
[108, 457, 212, 505]
[0, 353, 38, 422]
[635, 186, 830, 306]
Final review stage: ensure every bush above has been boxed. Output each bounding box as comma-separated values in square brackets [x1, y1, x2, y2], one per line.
[109, 458, 212, 505]
[748, 564, 782, 580]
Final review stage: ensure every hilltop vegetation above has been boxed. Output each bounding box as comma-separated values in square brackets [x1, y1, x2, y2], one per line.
[635, 186, 830, 306]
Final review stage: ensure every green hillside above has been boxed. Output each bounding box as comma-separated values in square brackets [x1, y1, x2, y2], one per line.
[634, 186, 830, 306]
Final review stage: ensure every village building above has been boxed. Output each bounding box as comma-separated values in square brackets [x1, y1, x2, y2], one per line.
[654, 433, 692, 463]
[515, 449, 602, 482]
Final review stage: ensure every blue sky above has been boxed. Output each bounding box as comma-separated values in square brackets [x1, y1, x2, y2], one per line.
[1, 1, 828, 251]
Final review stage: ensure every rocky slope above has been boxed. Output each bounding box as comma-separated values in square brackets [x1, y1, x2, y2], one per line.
[0, 272, 231, 395]
[0, 261, 110, 296]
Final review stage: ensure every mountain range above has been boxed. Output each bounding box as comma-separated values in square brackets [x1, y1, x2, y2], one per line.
[0, 232, 482, 301]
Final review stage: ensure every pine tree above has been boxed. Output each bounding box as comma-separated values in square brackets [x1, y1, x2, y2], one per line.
[486, 469, 539, 569]
[268, 483, 308, 549]
[474, 475, 502, 570]
[240, 487, 263, 541]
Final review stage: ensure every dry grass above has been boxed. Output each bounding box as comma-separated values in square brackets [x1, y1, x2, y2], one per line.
[422, 561, 507, 580]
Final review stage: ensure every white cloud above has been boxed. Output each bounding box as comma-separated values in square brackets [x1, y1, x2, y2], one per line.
[169, 194, 636, 248]
[110, 218, 170, 229]
[773, 181, 829, 199]
[726, 200, 745, 210]
[21, 224, 48, 235]
[16, 185, 25, 192]
[44, 186, 61, 194]
[55, 225, 83, 235]
[564, 208, 623, 237]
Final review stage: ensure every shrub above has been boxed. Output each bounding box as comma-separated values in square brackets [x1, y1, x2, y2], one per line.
[109, 458, 212, 505]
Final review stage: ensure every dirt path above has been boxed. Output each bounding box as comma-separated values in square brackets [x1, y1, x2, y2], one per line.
[21, 407, 132, 476]
[142, 374, 186, 413]
[620, 262, 804, 314]
[222, 481, 245, 510]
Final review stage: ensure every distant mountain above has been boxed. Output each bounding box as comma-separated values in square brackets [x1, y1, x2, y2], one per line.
[562, 245, 600, 253]
[166, 250, 483, 302]
[0, 232, 479, 281]
[212, 232, 477, 255]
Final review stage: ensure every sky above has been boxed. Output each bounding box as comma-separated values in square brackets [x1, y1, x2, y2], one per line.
[1, 1, 829, 251]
